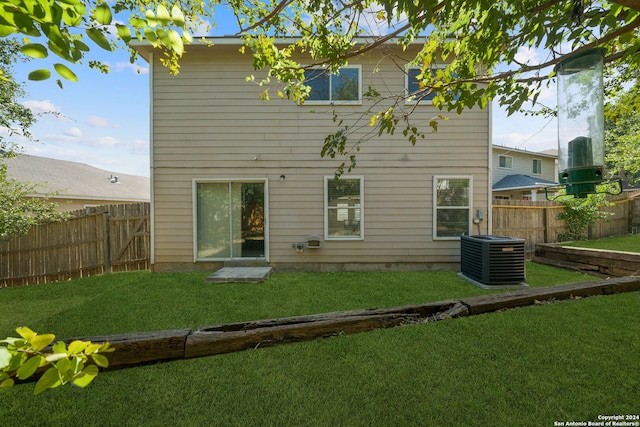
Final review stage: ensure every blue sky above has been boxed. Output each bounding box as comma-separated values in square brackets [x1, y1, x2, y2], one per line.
[8, 15, 558, 178]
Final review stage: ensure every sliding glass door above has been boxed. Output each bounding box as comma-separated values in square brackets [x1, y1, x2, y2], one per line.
[196, 181, 265, 260]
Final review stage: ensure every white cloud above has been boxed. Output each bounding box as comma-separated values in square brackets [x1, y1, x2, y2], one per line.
[96, 136, 122, 146]
[22, 99, 62, 115]
[114, 61, 149, 74]
[64, 127, 83, 138]
[86, 115, 111, 128]
[514, 47, 540, 65]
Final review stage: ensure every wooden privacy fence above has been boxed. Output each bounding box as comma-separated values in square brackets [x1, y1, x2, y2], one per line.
[0, 203, 150, 288]
[492, 192, 639, 253]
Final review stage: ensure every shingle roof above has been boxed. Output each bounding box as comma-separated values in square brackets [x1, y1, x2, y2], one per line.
[5, 154, 150, 202]
[492, 174, 557, 191]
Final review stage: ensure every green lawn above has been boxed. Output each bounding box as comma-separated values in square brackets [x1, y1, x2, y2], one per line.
[2, 264, 639, 426]
[563, 233, 640, 253]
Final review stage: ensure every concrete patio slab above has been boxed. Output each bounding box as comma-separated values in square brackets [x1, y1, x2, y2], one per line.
[206, 267, 273, 283]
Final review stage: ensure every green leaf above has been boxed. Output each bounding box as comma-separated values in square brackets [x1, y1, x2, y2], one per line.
[116, 24, 131, 44]
[16, 327, 36, 340]
[16, 355, 42, 380]
[55, 357, 72, 374]
[72, 364, 98, 388]
[156, 4, 171, 26]
[144, 28, 157, 45]
[91, 353, 109, 368]
[166, 29, 183, 56]
[0, 25, 15, 37]
[31, 333, 55, 351]
[68, 340, 88, 354]
[145, 9, 158, 27]
[34, 367, 61, 395]
[54, 63, 78, 81]
[14, 14, 41, 36]
[20, 43, 48, 58]
[0, 347, 11, 369]
[86, 28, 112, 51]
[94, 3, 112, 25]
[171, 5, 185, 27]
[0, 378, 15, 388]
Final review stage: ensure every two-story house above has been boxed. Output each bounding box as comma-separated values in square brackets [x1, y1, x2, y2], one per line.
[492, 145, 558, 201]
[132, 37, 492, 272]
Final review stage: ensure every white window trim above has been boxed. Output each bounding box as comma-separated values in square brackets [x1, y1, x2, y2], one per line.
[433, 175, 473, 241]
[192, 178, 269, 262]
[303, 65, 362, 105]
[324, 176, 364, 241]
[498, 155, 513, 169]
[532, 158, 542, 175]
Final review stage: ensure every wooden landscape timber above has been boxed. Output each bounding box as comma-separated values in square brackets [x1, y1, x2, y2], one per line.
[535, 244, 640, 277]
[37, 276, 639, 378]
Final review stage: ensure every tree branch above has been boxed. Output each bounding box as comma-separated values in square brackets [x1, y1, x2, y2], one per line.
[236, 0, 293, 34]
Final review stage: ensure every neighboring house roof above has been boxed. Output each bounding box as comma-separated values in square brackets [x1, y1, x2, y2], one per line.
[5, 154, 150, 202]
[492, 174, 557, 191]
[493, 145, 558, 159]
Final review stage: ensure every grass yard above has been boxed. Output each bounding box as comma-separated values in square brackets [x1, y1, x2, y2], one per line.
[564, 233, 640, 253]
[1, 263, 639, 426]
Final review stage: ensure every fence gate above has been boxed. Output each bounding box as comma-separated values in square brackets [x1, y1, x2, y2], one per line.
[105, 203, 151, 273]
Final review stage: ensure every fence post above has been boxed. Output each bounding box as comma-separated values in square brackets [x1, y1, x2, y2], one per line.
[103, 212, 111, 273]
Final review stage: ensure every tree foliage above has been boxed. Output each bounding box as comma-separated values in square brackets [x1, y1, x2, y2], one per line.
[0, 39, 67, 240]
[0, 326, 113, 395]
[1, 0, 639, 167]
[556, 191, 613, 241]
[604, 62, 640, 184]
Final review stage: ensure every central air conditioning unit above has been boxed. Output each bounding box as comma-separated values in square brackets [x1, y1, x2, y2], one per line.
[459, 235, 526, 288]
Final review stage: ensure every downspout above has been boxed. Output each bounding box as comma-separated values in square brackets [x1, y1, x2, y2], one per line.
[487, 101, 493, 235]
[148, 52, 156, 267]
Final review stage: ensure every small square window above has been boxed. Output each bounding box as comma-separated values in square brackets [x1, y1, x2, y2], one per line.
[499, 155, 513, 169]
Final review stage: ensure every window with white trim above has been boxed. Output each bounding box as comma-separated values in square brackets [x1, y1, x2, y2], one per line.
[532, 158, 542, 175]
[434, 176, 471, 239]
[325, 176, 363, 239]
[405, 65, 459, 104]
[304, 66, 361, 104]
[499, 155, 513, 169]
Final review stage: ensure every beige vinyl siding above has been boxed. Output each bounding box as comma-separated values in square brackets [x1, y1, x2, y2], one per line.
[148, 43, 490, 271]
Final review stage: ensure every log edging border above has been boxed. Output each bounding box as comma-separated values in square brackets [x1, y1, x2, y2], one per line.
[58, 276, 640, 373]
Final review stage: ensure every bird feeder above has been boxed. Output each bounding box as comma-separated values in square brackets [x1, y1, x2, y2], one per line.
[554, 48, 610, 198]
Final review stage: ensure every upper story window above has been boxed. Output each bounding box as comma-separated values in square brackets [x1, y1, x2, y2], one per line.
[499, 155, 513, 169]
[325, 176, 363, 240]
[406, 67, 436, 103]
[532, 159, 542, 175]
[406, 66, 459, 104]
[304, 66, 361, 105]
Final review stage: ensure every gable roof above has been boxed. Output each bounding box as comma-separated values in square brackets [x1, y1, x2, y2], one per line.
[492, 174, 557, 191]
[4, 154, 150, 202]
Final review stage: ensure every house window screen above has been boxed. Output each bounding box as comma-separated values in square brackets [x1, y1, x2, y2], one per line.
[325, 177, 363, 239]
[434, 177, 471, 239]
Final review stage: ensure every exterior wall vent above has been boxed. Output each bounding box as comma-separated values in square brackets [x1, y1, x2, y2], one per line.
[459, 235, 526, 288]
